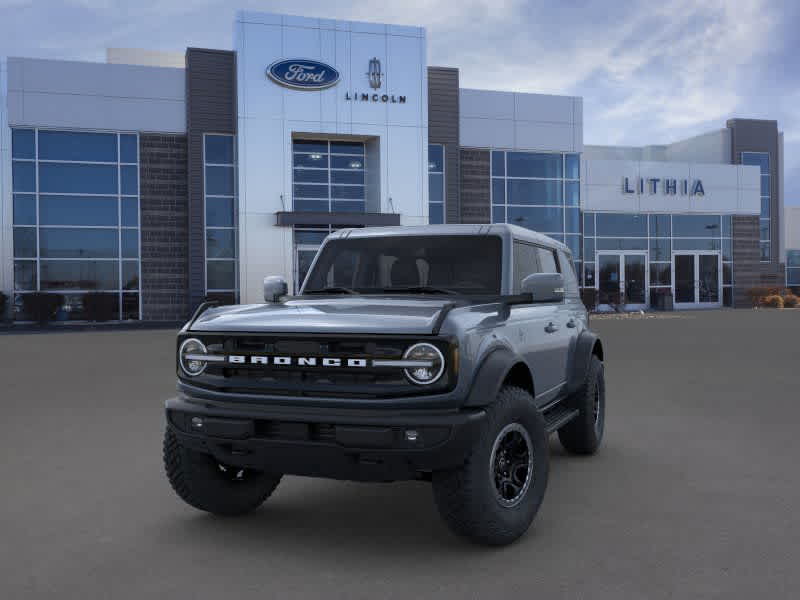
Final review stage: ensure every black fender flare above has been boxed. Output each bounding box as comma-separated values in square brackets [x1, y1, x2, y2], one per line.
[463, 346, 528, 407]
[566, 330, 603, 396]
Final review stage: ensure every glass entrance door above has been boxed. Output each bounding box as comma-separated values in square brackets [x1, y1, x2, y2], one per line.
[672, 252, 721, 308]
[596, 252, 648, 310]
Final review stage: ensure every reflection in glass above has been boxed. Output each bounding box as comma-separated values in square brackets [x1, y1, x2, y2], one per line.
[40, 195, 118, 226]
[40, 261, 119, 290]
[207, 260, 236, 290]
[39, 163, 118, 194]
[39, 228, 118, 258]
[38, 131, 117, 162]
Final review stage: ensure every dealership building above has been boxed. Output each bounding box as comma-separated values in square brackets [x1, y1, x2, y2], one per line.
[0, 11, 793, 321]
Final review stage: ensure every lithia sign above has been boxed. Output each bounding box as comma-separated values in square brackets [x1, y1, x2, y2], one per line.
[267, 57, 406, 103]
[623, 177, 705, 196]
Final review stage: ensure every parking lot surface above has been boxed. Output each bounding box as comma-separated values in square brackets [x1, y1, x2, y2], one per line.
[1, 309, 799, 599]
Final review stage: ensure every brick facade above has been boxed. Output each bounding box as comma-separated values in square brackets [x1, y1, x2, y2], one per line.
[459, 149, 490, 224]
[139, 134, 189, 321]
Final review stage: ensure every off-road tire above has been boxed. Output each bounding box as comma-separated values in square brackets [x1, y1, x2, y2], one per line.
[432, 386, 549, 546]
[558, 355, 605, 455]
[163, 428, 281, 516]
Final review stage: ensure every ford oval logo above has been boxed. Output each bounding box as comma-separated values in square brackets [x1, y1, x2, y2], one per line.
[267, 59, 340, 90]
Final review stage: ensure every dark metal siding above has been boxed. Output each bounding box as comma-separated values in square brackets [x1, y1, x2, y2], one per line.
[186, 48, 237, 311]
[459, 149, 490, 224]
[427, 67, 460, 223]
[732, 215, 760, 307]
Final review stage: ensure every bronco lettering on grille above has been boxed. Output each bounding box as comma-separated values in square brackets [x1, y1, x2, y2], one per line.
[227, 355, 368, 368]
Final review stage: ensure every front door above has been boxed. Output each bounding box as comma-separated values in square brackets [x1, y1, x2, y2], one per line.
[672, 252, 721, 309]
[596, 252, 648, 311]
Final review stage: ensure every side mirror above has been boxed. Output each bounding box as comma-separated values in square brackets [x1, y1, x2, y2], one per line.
[521, 272, 565, 303]
[263, 276, 288, 303]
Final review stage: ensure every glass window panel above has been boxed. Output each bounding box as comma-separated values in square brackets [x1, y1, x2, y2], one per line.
[565, 234, 581, 260]
[584, 262, 595, 287]
[723, 287, 732, 307]
[14, 261, 37, 291]
[428, 144, 444, 172]
[122, 261, 139, 290]
[650, 263, 671, 286]
[13, 194, 36, 225]
[38, 131, 117, 162]
[673, 238, 721, 251]
[429, 202, 444, 225]
[293, 140, 328, 154]
[121, 229, 139, 258]
[294, 199, 329, 212]
[40, 260, 119, 290]
[492, 206, 505, 224]
[120, 134, 138, 163]
[205, 166, 235, 195]
[492, 179, 505, 205]
[332, 170, 364, 185]
[787, 268, 800, 285]
[759, 219, 770, 240]
[787, 251, 800, 268]
[40, 228, 118, 258]
[294, 153, 329, 168]
[207, 260, 236, 290]
[506, 206, 563, 233]
[295, 230, 329, 245]
[760, 175, 770, 196]
[760, 242, 770, 261]
[121, 198, 139, 227]
[513, 242, 540, 290]
[330, 155, 363, 169]
[595, 213, 647, 237]
[296, 249, 318, 291]
[39, 195, 118, 226]
[331, 185, 364, 200]
[584, 238, 595, 262]
[721, 215, 732, 237]
[507, 179, 562, 205]
[294, 184, 329, 199]
[537, 247, 560, 274]
[122, 293, 140, 320]
[491, 151, 505, 177]
[206, 229, 236, 258]
[649, 238, 671, 261]
[596, 238, 647, 250]
[545, 233, 564, 243]
[583, 213, 595, 236]
[761, 197, 770, 218]
[429, 173, 444, 204]
[205, 135, 234, 164]
[12, 161, 36, 192]
[649, 214, 671, 237]
[39, 163, 118, 194]
[565, 154, 580, 180]
[565, 207, 580, 233]
[13, 227, 37, 258]
[723, 263, 732, 285]
[294, 168, 329, 184]
[741, 152, 769, 174]
[121, 165, 138, 195]
[205, 197, 234, 227]
[331, 200, 366, 213]
[565, 181, 579, 206]
[330, 141, 364, 155]
[12, 129, 35, 159]
[672, 214, 721, 237]
[507, 152, 562, 178]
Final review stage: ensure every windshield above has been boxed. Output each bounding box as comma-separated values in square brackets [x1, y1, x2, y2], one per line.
[302, 235, 503, 295]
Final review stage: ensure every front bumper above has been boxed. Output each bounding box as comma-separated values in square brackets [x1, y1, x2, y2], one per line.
[165, 394, 486, 482]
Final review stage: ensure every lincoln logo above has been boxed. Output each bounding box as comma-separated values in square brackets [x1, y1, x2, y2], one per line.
[367, 57, 382, 89]
[227, 355, 367, 367]
[266, 59, 341, 90]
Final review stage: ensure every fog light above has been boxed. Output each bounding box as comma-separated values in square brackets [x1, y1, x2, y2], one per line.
[405, 429, 419, 442]
[191, 416, 204, 429]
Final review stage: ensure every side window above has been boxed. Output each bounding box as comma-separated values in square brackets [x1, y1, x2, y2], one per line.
[557, 249, 580, 298]
[513, 241, 540, 292]
[537, 247, 560, 274]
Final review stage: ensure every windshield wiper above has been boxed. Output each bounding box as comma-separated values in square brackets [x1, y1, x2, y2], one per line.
[380, 286, 460, 295]
[304, 286, 359, 295]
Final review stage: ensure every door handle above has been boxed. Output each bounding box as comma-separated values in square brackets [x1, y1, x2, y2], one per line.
[545, 322, 559, 333]
[566, 318, 577, 328]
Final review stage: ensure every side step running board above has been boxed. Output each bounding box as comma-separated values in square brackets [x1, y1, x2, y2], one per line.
[543, 406, 580, 434]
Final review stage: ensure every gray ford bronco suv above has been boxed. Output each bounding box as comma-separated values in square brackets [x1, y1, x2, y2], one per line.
[164, 224, 605, 545]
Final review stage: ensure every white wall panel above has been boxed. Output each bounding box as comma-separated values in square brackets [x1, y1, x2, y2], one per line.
[514, 121, 574, 152]
[460, 89, 514, 120]
[460, 117, 514, 149]
[0, 59, 10, 295]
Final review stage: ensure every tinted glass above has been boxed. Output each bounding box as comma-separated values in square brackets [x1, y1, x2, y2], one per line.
[584, 262, 595, 287]
[331, 200, 365, 213]
[294, 199, 328, 212]
[40, 260, 119, 290]
[294, 184, 328, 199]
[39, 163, 118, 194]
[122, 261, 139, 290]
[206, 229, 236, 258]
[206, 197, 234, 227]
[492, 206, 505, 224]
[429, 173, 444, 203]
[122, 293, 140, 320]
[507, 179, 562, 205]
[205, 166, 235, 195]
[565, 154, 579, 179]
[120, 134, 138, 163]
[722, 238, 732, 261]
[650, 263, 671, 286]
[14, 261, 37, 290]
[429, 202, 444, 225]
[332, 157, 365, 171]
[40, 228, 118, 258]
[741, 152, 769, 174]
[596, 238, 647, 250]
[121, 165, 138, 195]
[294, 230, 328, 245]
[723, 263, 732, 285]
[673, 238, 721, 251]
[305, 236, 503, 295]
[596, 213, 647, 237]
[330, 141, 364, 155]
[121, 198, 139, 227]
[537, 247, 559, 274]
[40, 195, 118, 226]
[492, 179, 505, 205]
[294, 153, 329, 168]
[787, 251, 800, 268]
[760, 175, 770, 196]
[12, 161, 36, 192]
[507, 206, 563, 233]
[12, 129, 35, 159]
[649, 214, 671, 237]
[205, 135, 234, 164]
[297, 249, 318, 288]
[565, 207, 580, 233]
[673, 214, 721, 237]
[331, 185, 364, 200]
[207, 260, 236, 290]
[721, 215, 732, 237]
[584, 238, 595, 262]
[13, 194, 36, 225]
[293, 140, 328, 154]
[761, 197, 770, 218]
[491, 151, 505, 176]
[649, 238, 671, 261]
[121, 229, 139, 258]
[38, 131, 117, 162]
[428, 145, 444, 172]
[759, 220, 770, 240]
[13, 228, 36, 257]
[332, 170, 364, 185]
[760, 242, 770, 261]
[507, 152, 562, 178]
[565, 181, 579, 206]
[583, 213, 595, 236]
[565, 234, 580, 261]
[295, 168, 328, 184]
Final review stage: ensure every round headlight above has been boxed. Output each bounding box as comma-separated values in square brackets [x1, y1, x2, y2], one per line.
[403, 343, 445, 385]
[179, 338, 208, 376]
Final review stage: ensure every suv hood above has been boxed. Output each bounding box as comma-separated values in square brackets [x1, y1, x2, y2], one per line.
[189, 297, 457, 335]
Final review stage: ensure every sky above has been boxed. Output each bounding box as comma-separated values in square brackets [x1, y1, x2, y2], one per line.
[1, 0, 798, 205]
